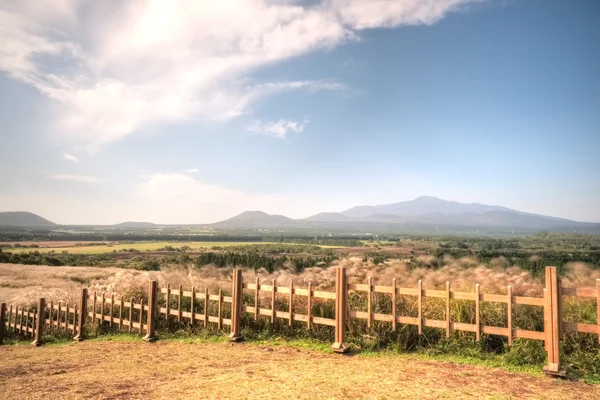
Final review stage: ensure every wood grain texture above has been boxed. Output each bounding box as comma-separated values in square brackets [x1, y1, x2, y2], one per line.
[597, 279, 600, 344]
[255, 277, 260, 321]
[446, 282, 451, 338]
[392, 279, 397, 331]
[475, 284, 480, 342]
[507, 285, 513, 346]
[418, 280, 423, 335]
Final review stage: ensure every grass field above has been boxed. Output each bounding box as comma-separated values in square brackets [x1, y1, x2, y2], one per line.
[0, 263, 237, 306]
[4, 241, 340, 254]
[1, 337, 596, 399]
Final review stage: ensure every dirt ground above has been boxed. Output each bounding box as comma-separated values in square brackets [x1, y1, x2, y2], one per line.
[0, 341, 597, 400]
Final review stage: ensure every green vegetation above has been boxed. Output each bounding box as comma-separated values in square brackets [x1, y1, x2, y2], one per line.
[362, 232, 600, 275]
[0, 230, 363, 246]
[1, 241, 324, 254]
[195, 252, 338, 273]
[2, 233, 600, 276]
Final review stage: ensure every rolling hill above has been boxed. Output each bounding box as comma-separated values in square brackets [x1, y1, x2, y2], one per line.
[341, 196, 514, 218]
[211, 196, 599, 231]
[303, 212, 351, 222]
[0, 212, 56, 227]
[2, 197, 598, 232]
[211, 211, 297, 229]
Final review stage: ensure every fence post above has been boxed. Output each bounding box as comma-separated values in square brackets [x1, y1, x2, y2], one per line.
[144, 281, 158, 342]
[0, 303, 6, 345]
[32, 298, 45, 346]
[597, 279, 600, 345]
[74, 288, 88, 341]
[228, 269, 244, 342]
[332, 266, 348, 353]
[543, 266, 564, 376]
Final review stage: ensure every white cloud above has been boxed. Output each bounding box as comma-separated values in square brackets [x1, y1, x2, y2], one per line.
[332, 0, 482, 29]
[47, 174, 107, 183]
[63, 153, 79, 163]
[247, 118, 309, 138]
[0, 0, 482, 149]
[184, 168, 199, 174]
[134, 173, 278, 223]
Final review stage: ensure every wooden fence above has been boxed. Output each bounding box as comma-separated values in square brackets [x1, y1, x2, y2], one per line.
[1, 266, 599, 376]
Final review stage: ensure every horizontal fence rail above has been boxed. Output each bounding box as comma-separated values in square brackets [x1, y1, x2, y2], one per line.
[1, 266, 599, 376]
[242, 280, 336, 328]
[160, 284, 232, 328]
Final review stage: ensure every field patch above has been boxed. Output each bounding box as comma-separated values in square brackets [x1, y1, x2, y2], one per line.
[3, 241, 341, 255]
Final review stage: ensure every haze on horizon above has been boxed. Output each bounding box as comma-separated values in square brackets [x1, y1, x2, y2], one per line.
[1, 0, 599, 225]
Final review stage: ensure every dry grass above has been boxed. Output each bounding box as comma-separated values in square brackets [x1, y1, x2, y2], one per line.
[0, 340, 597, 400]
[2, 258, 599, 307]
[0, 264, 235, 306]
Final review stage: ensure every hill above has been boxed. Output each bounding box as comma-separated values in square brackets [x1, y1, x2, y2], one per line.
[303, 212, 351, 222]
[211, 211, 296, 228]
[0, 212, 56, 227]
[209, 196, 599, 232]
[4, 197, 598, 232]
[341, 196, 513, 218]
[356, 213, 406, 222]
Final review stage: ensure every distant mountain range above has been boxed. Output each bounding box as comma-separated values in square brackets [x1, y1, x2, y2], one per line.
[211, 196, 599, 231]
[0, 212, 157, 229]
[1, 196, 599, 232]
[342, 196, 515, 218]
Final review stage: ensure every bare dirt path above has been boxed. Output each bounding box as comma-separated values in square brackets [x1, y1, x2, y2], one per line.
[0, 341, 598, 400]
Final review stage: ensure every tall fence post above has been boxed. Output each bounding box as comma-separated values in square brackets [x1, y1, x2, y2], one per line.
[228, 269, 244, 342]
[32, 298, 45, 346]
[74, 288, 88, 341]
[332, 266, 348, 353]
[597, 279, 600, 345]
[144, 281, 158, 342]
[0, 303, 6, 345]
[543, 266, 564, 376]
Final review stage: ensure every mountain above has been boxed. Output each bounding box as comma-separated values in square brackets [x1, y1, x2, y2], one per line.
[303, 212, 351, 222]
[4, 197, 598, 233]
[338, 197, 598, 228]
[208, 196, 599, 232]
[342, 196, 513, 218]
[0, 212, 56, 227]
[211, 211, 296, 228]
[357, 213, 405, 222]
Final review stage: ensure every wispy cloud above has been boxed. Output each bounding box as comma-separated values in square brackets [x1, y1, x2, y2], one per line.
[184, 168, 199, 174]
[247, 118, 310, 138]
[47, 174, 108, 183]
[63, 153, 79, 163]
[0, 0, 482, 149]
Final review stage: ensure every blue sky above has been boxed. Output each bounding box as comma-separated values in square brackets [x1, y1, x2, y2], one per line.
[1, 0, 599, 224]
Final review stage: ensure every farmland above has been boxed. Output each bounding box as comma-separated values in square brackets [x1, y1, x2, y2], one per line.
[1, 241, 342, 254]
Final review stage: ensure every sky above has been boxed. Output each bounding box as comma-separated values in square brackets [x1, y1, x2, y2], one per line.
[0, 0, 599, 225]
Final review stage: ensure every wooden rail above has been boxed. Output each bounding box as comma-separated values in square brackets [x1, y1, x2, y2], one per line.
[159, 286, 232, 329]
[241, 281, 336, 329]
[0, 268, 598, 378]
